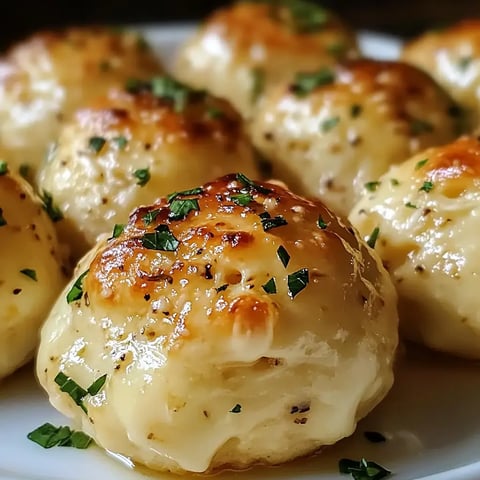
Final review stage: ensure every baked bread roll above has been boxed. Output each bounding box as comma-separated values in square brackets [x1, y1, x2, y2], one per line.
[37, 76, 259, 263]
[37, 173, 398, 474]
[0, 27, 163, 179]
[173, 0, 359, 118]
[349, 136, 480, 359]
[402, 20, 480, 131]
[251, 59, 461, 217]
[0, 165, 66, 380]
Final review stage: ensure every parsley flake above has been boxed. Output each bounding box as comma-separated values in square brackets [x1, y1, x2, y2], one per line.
[261, 213, 288, 231]
[40, 191, 63, 222]
[230, 404, 242, 413]
[169, 198, 200, 220]
[27, 423, 93, 449]
[141, 225, 179, 251]
[415, 159, 428, 170]
[273, 0, 329, 33]
[0, 161, 8, 175]
[151, 76, 198, 112]
[251, 68, 265, 103]
[133, 168, 150, 186]
[20, 268, 37, 281]
[19, 164, 30, 179]
[143, 209, 161, 225]
[277, 246, 290, 267]
[206, 106, 224, 119]
[338, 457, 391, 479]
[111, 223, 125, 238]
[215, 284, 228, 293]
[364, 431, 387, 443]
[236, 173, 272, 194]
[230, 192, 253, 206]
[364, 181, 381, 192]
[287, 268, 309, 299]
[290, 68, 335, 96]
[66, 270, 89, 304]
[419, 181, 434, 193]
[320, 116, 340, 132]
[113, 136, 128, 149]
[167, 187, 204, 203]
[351, 104, 362, 118]
[390, 178, 399, 186]
[317, 215, 328, 229]
[262, 277, 277, 294]
[405, 201, 418, 209]
[88, 136, 106, 153]
[87, 374, 107, 396]
[54, 372, 88, 413]
[367, 227, 380, 249]
[0, 208, 6, 227]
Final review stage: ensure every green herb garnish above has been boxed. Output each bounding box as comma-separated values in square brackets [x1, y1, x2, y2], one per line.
[320, 116, 340, 132]
[230, 192, 253, 206]
[169, 198, 200, 220]
[151, 76, 194, 112]
[317, 215, 328, 229]
[112, 136, 128, 150]
[290, 68, 335, 96]
[40, 191, 63, 222]
[339, 457, 391, 479]
[236, 173, 272, 194]
[277, 246, 290, 267]
[141, 225, 179, 251]
[351, 104, 362, 118]
[415, 158, 428, 170]
[143, 209, 161, 225]
[261, 213, 288, 231]
[287, 268, 309, 298]
[54, 372, 88, 413]
[364, 431, 387, 443]
[167, 187, 204, 203]
[88, 136, 106, 153]
[262, 277, 277, 294]
[405, 202, 418, 209]
[133, 168, 150, 186]
[87, 374, 108, 396]
[273, 0, 329, 33]
[111, 223, 125, 238]
[27, 423, 93, 449]
[390, 178, 399, 186]
[20, 269, 37, 281]
[230, 404, 242, 413]
[419, 181, 434, 193]
[206, 106, 224, 119]
[66, 270, 89, 304]
[367, 227, 380, 249]
[0, 161, 8, 175]
[215, 284, 228, 293]
[19, 164, 30, 179]
[364, 181, 380, 192]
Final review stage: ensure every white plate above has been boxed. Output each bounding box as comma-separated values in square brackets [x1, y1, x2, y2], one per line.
[1, 24, 479, 480]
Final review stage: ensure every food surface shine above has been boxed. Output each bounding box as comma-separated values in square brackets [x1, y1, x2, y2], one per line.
[37, 174, 398, 474]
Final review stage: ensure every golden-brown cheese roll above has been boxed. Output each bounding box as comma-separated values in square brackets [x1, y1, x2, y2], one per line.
[37, 174, 398, 474]
[173, 0, 359, 118]
[402, 20, 480, 130]
[0, 27, 163, 178]
[0, 165, 67, 380]
[251, 60, 461, 217]
[349, 135, 480, 359]
[37, 76, 259, 263]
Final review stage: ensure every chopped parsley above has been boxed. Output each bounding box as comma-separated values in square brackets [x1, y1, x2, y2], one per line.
[88, 136, 106, 153]
[20, 268, 37, 281]
[320, 116, 340, 132]
[143, 209, 161, 225]
[167, 187, 203, 203]
[236, 173, 272, 194]
[151, 76, 195, 112]
[141, 225, 179, 251]
[0, 161, 7, 175]
[317, 215, 328, 229]
[272, 0, 329, 33]
[215, 284, 228, 293]
[351, 104, 362, 118]
[290, 68, 335, 96]
[0, 208, 6, 227]
[169, 198, 200, 220]
[405, 201, 418, 209]
[390, 178, 399, 186]
[410, 118, 434, 135]
[262, 277, 277, 294]
[230, 404, 242, 413]
[277, 246, 290, 267]
[366, 227, 380, 249]
[133, 168, 150, 186]
[419, 181, 434, 193]
[260, 213, 288, 231]
[230, 192, 253, 206]
[415, 158, 428, 170]
[111, 223, 125, 238]
[40, 191, 63, 222]
[206, 106, 224, 119]
[339, 457, 391, 479]
[27, 423, 93, 449]
[364, 431, 387, 443]
[54, 372, 88, 413]
[66, 270, 89, 304]
[251, 68, 265, 103]
[287, 268, 309, 298]
[19, 164, 30, 179]
[112, 136, 128, 149]
[364, 181, 381, 192]
[87, 374, 107, 396]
